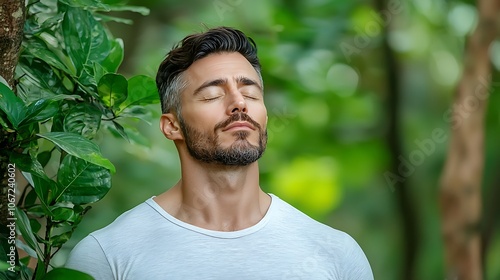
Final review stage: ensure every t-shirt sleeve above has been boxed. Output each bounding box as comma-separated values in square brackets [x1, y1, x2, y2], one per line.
[341, 233, 374, 280]
[65, 235, 114, 280]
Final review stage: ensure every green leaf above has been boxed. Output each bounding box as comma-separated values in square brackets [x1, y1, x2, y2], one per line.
[15, 123, 39, 149]
[38, 13, 64, 32]
[37, 132, 115, 172]
[16, 239, 37, 259]
[98, 73, 128, 109]
[87, 21, 112, 64]
[61, 4, 113, 78]
[17, 57, 74, 98]
[19, 260, 33, 280]
[44, 94, 82, 102]
[0, 80, 26, 129]
[57, 155, 111, 204]
[20, 172, 52, 214]
[115, 122, 150, 146]
[94, 13, 133, 25]
[51, 207, 75, 222]
[25, 205, 46, 217]
[43, 267, 94, 280]
[31, 174, 58, 209]
[0, 261, 11, 271]
[74, 204, 91, 215]
[118, 75, 159, 112]
[61, 6, 93, 76]
[50, 205, 84, 224]
[51, 111, 65, 133]
[63, 103, 102, 139]
[80, 65, 105, 88]
[24, 188, 38, 207]
[49, 231, 72, 248]
[19, 99, 59, 127]
[35, 258, 46, 280]
[59, 0, 110, 11]
[107, 5, 150, 15]
[0, 114, 11, 132]
[91, 63, 106, 86]
[37, 151, 52, 167]
[27, 0, 56, 16]
[10, 152, 50, 181]
[23, 37, 71, 74]
[119, 106, 153, 124]
[100, 38, 124, 73]
[108, 120, 129, 141]
[15, 208, 43, 258]
[29, 218, 42, 234]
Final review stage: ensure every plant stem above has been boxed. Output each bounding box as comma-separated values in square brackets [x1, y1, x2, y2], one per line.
[43, 219, 53, 275]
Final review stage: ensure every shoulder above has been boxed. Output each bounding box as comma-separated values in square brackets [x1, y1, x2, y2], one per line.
[269, 194, 354, 246]
[65, 199, 167, 277]
[65, 233, 113, 279]
[74, 198, 165, 254]
[91, 198, 159, 238]
[269, 194, 374, 279]
[269, 194, 345, 236]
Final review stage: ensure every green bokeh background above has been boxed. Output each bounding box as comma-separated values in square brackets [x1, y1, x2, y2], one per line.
[57, 0, 500, 279]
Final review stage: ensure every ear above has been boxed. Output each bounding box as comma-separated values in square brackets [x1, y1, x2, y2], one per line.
[160, 113, 183, 141]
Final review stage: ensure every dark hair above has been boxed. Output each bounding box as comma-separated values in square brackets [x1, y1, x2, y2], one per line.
[156, 26, 262, 115]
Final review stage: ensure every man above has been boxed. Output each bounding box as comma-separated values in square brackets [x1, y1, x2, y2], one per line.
[65, 26, 373, 279]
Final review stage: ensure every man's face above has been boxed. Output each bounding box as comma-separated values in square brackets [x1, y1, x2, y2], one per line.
[178, 52, 268, 166]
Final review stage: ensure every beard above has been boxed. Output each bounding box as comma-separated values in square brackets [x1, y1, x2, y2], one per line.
[180, 112, 267, 166]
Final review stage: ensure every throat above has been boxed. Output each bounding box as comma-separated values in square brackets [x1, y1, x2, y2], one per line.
[153, 163, 271, 232]
[177, 190, 271, 232]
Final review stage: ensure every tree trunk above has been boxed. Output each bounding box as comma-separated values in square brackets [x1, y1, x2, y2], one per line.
[373, 0, 420, 279]
[0, 0, 25, 86]
[439, 0, 500, 279]
[0, 0, 25, 232]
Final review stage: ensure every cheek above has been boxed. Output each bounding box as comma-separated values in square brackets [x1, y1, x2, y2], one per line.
[182, 103, 219, 129]
[253, 105, 268, 129]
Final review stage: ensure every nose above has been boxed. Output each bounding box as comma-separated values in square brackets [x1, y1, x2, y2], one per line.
[227, 93, 247, 115]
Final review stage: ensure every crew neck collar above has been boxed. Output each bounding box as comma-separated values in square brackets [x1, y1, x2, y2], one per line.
[146, 193, 276, 239]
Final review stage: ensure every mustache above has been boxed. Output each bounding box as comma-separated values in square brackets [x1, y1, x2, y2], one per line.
[214, 112, 262, 132]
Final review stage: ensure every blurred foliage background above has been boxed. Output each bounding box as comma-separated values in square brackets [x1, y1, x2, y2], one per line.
[56, 0, 500, 279]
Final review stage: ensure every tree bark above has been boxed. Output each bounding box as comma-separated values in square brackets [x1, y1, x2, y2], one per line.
[0, 0, 25, 86]
[0, 0, 25, 228]
[439, 0, 500, 279]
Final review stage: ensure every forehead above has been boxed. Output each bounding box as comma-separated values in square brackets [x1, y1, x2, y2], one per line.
[184, 52, 260, 86]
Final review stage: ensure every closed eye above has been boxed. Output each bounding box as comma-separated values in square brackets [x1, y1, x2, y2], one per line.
[202, 96, 220, 102]
[241, 86, 262, 100]
[244, 95, 259, 100]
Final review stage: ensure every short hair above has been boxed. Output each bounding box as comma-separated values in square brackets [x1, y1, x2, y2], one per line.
[156, 26, 262, 116]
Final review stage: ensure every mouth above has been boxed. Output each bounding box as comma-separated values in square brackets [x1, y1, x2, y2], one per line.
[222, 121, 256, 132]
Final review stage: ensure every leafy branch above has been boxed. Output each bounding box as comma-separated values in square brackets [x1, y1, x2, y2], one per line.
[0, 0, 158, 279]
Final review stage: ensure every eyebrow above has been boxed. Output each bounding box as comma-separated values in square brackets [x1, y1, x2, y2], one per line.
[193, 76, 262, 96]
[236, 76, 262, 91]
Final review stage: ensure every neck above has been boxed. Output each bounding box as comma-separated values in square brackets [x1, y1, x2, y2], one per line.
[155, 156, 271, 231]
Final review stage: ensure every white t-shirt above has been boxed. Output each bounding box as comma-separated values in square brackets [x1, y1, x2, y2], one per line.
[65, 194, 373, 279]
